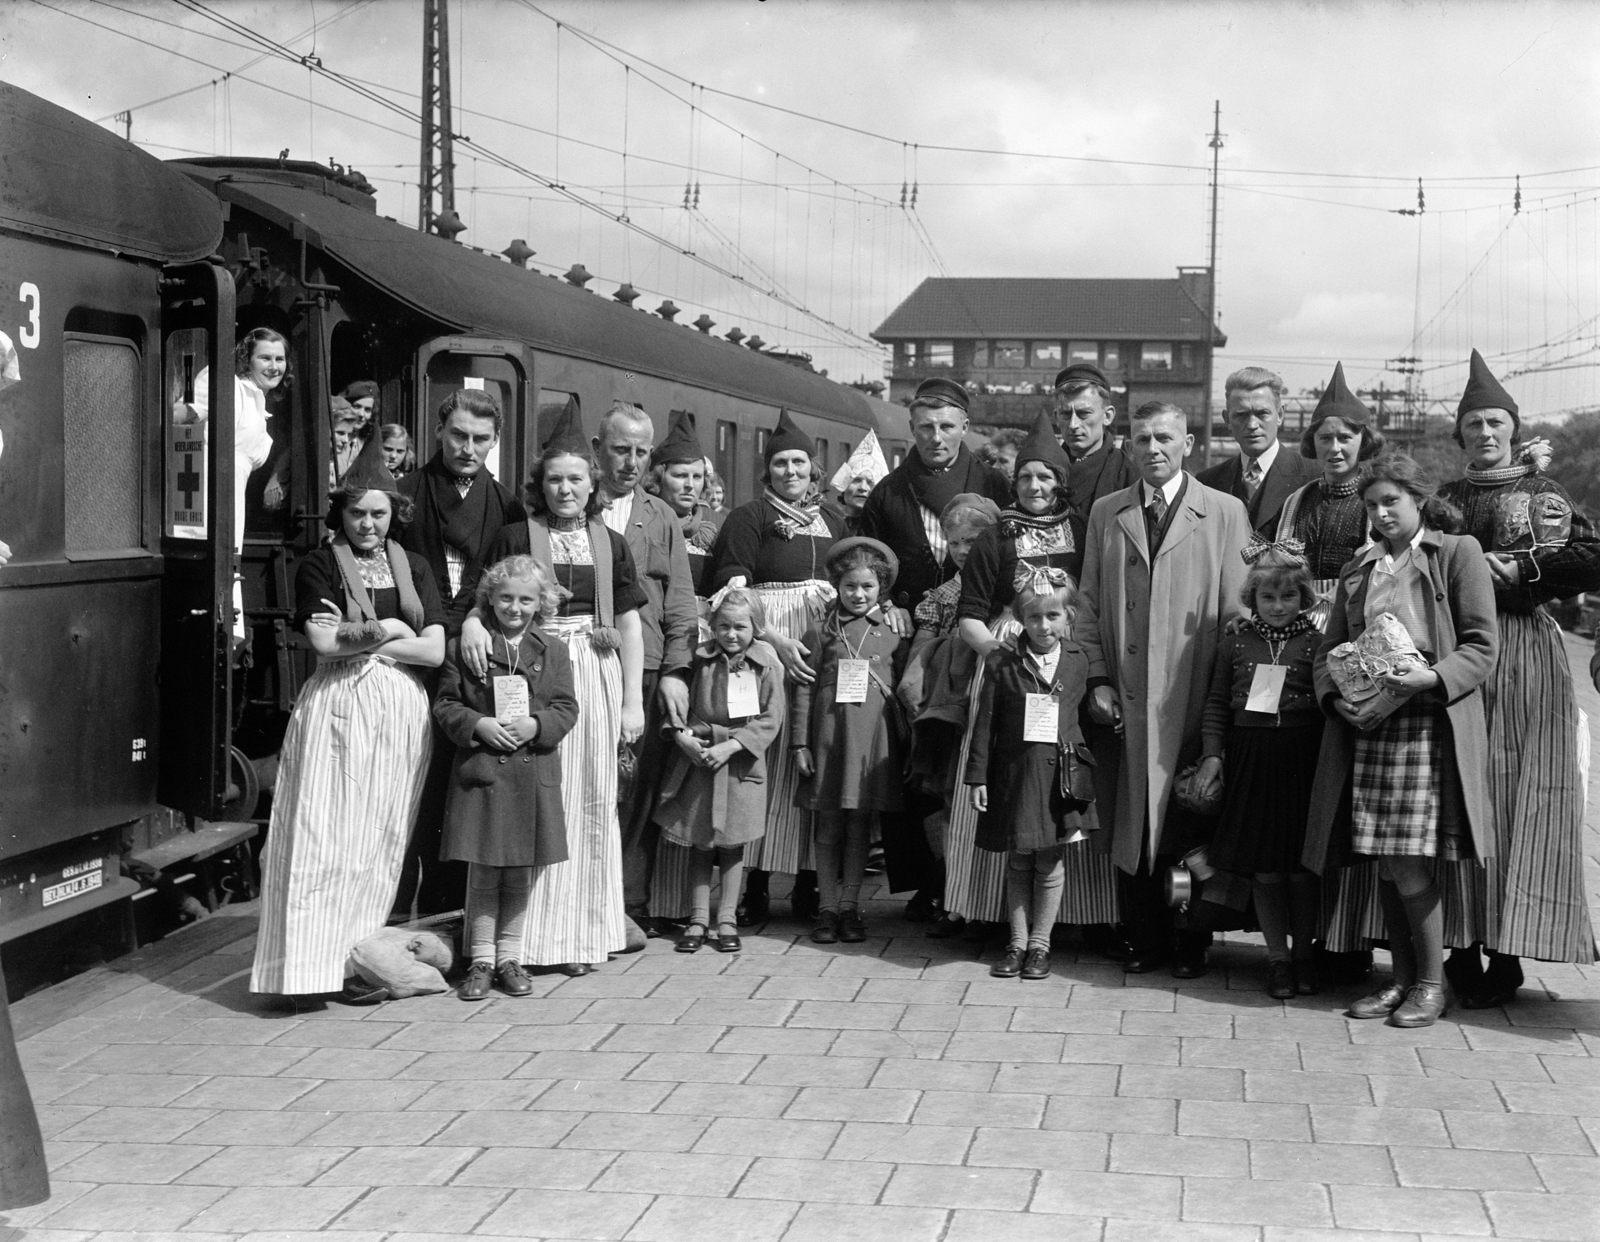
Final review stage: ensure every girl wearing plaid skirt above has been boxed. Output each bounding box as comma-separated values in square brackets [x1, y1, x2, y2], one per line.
[1304, 451, 1498, 1028]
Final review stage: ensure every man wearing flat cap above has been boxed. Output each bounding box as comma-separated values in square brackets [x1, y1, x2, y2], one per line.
[1197, 366, 1320, 539]
[855, 377, 1011, 915]
[1052, 363, 1136, 517]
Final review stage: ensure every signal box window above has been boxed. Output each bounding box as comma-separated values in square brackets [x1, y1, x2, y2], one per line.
[1179, 344, 1195, 370]
[969, 342, 990, 368]
[1068, 341, 1099, 365]
[1103, 343, 1121, 370]
[925, 341, 953, 368]
[1141, 343, 1173, 370]
[65, 334, 142, 554]
[1030, 342, 1062, 369]
[993, 341, 1024, 368]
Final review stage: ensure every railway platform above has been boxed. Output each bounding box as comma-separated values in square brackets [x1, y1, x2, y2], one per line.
[3, 636, 1598, 1242]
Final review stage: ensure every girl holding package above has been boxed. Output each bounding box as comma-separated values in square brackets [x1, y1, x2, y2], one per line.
[965, 569, 1097, 981]
[1196, 540, 1325, 999]
[653, 587, 786, 954]
[1304, 450, 1498, 1028]
[791, 538, 907, 944]
[435, 556, 579, 999]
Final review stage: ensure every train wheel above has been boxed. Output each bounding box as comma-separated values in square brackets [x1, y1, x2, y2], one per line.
[218, 745, 261, 822]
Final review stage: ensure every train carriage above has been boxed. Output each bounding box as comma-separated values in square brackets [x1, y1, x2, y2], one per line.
[0, 81, 900, 962]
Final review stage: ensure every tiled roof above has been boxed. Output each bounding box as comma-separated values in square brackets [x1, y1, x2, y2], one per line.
[873, 277, 1226, 344]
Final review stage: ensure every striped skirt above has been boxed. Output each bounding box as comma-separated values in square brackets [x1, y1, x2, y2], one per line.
[745, 579, 833, 875]
[251, 656, 433, 994]
[1437, 610, 1595, 962]
[944, 615, 1119, 926]
[516, 615, 627, 966]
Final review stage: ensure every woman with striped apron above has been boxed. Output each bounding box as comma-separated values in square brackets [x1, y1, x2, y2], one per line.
[1436, 352, 1600, 1006]
[947, 411, 1119, 935]
[707, 411, 846, 925]
[1277, 364, 1387, 973]
[473, 410, 648, 975]
[252, 443, 446, 998]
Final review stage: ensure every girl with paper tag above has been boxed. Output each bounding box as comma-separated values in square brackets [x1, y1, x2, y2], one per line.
[434, 555, 579, 1000]
[964, 568, 1099, 982]
[790, 538, 908, 945]
[653, 586, 787, 955]
[1195, 539, 1326, 999]
[1304, 451, 1498, 1029]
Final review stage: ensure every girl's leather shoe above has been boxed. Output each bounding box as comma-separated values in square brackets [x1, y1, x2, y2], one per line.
[1347, 982, 1407, 1019]
[991, 947, 1025, 978]
[1388, 983, 1449, 1028]
[496, 961, 534, 997]
[459, 962, 494, 1001]
[838, 910, 867, 943]
[811, 911, 840, 944]
[1266, 961, 1296, 1000]
[1020, 947, 1052, 980]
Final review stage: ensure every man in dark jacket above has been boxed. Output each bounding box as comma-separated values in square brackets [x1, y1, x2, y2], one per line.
[1051, 362, 1137, 517]
[1196, 366, 1320, 539]
[394, 388, 526, 916]
[855, 377, 1011, 915]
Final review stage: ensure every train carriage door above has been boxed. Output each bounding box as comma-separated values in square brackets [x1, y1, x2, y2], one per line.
[156, 262, 237, 818]
[415, 338, 529, 484]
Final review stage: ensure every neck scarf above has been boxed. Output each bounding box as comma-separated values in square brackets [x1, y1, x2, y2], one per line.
[763, 487, 823, 540]
[331, 534, 424, 634]
[905, 443, 982, 515]
[1465, 438, 1553, 488]
[1000, 494, 1073, 539]
[1247, 613, 1316, 642]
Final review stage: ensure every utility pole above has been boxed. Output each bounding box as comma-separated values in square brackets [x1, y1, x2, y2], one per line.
[115, 111, 132, 141]
[419, 0, 463, 239]
[1201, 101, 1224, 466]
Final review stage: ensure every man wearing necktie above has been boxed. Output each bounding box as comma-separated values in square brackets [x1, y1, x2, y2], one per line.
[1077, 402, 1251, 977]
[1197, 367, 1319, 539]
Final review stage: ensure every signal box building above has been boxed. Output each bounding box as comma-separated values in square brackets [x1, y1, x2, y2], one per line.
[873, 270, 1226, 432]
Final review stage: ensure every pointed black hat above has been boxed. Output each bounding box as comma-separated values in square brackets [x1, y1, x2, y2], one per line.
[542, 394, 591, 456]
[653, 409, 708, 466]
[1457, 348, 1519, 423]
[1310, 362, 1371, 427]
[340, 429, 398, 492]
[765, 409, 816, 460]
[1014, 408, 1071, 478]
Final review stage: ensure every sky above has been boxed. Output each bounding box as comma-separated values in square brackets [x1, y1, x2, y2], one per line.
[3, 0, 1598, 418]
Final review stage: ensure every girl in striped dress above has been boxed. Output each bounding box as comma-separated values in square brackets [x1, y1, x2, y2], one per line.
[1306, 450, 1498, 1028]
[467, 407, 648, 975]
[1437, 351, 1600, 1004]
[707, 412, 847, 925]
[252, 445, 446, 999]
[948, 410, 1119, 938]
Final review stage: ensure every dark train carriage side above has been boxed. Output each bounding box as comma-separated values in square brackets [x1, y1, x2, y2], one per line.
[162, 159, 892, 747]
[0, 85, 241, 947]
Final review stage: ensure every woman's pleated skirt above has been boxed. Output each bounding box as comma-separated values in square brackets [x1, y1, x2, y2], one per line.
[517, 615, 627, 966]
[251, 656, 432, 994]
[1437, 609, 1595, 962]
[944, 615, 1119, 926]
[746, 580, 832, 875]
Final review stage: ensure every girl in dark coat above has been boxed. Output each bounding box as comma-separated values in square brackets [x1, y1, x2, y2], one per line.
[1196, 540, 1325, 999]
[437, 555, 579, 999]
[965, 569, 1097, 981]
[792, 538, 908, 945]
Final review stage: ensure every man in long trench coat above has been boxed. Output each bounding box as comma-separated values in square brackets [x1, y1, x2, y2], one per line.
[1077, 401, 1251, 977]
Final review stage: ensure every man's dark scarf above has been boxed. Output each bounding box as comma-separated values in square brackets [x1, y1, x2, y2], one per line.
[414, 453, 498, 599]
[905, 443, 986, 517]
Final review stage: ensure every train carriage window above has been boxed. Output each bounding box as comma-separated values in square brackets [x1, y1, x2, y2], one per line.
[426, 355, 521, 479]
[752, 427, 770, 493]
[64, 334, 142, 554]
[715, 421, 736, 505]
[816, 439, 830, 474]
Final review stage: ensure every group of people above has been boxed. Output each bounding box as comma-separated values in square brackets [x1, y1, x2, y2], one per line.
[246, 350, 1598, 1030]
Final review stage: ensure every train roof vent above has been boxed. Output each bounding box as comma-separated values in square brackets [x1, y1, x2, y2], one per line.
[564, 264, 593, 289]
[612, 282, 641, 306]
[503, 238, 536, 267]
[693, 314, 716, 334]
[656, 300, 681, 321]
[170, 155, 378, 211]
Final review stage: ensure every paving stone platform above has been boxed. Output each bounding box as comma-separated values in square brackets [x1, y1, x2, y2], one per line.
[3, 636, 1598, 1242]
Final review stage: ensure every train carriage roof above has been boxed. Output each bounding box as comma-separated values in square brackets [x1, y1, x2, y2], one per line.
[185, 169, 882, 430]
[0, 84, 221, 263]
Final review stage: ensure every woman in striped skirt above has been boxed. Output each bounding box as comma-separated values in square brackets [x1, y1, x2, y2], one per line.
[470, 410, 647, 975]
[1436, 352, 1600, 1005]
[707, 412, 847, 925]
[252, 446, 446, 998]
[1278, 364, 1387, 972]
[947, 411, 1119, 935]
[1304, 450, 1498, 1028]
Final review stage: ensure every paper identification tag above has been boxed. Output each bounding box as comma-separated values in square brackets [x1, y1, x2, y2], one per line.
[1024, 693, 1059, 743]
[726, 669, 761, 717]
[836, 658, 870, 704]
[494, 674, 530, 721]
[1245, 663, 1287, 714]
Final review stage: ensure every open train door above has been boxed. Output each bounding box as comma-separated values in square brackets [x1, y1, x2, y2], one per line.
[156, 261, 237, 819]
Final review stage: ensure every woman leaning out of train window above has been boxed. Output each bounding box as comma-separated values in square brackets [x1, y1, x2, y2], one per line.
[249, 436, 446, 1006]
